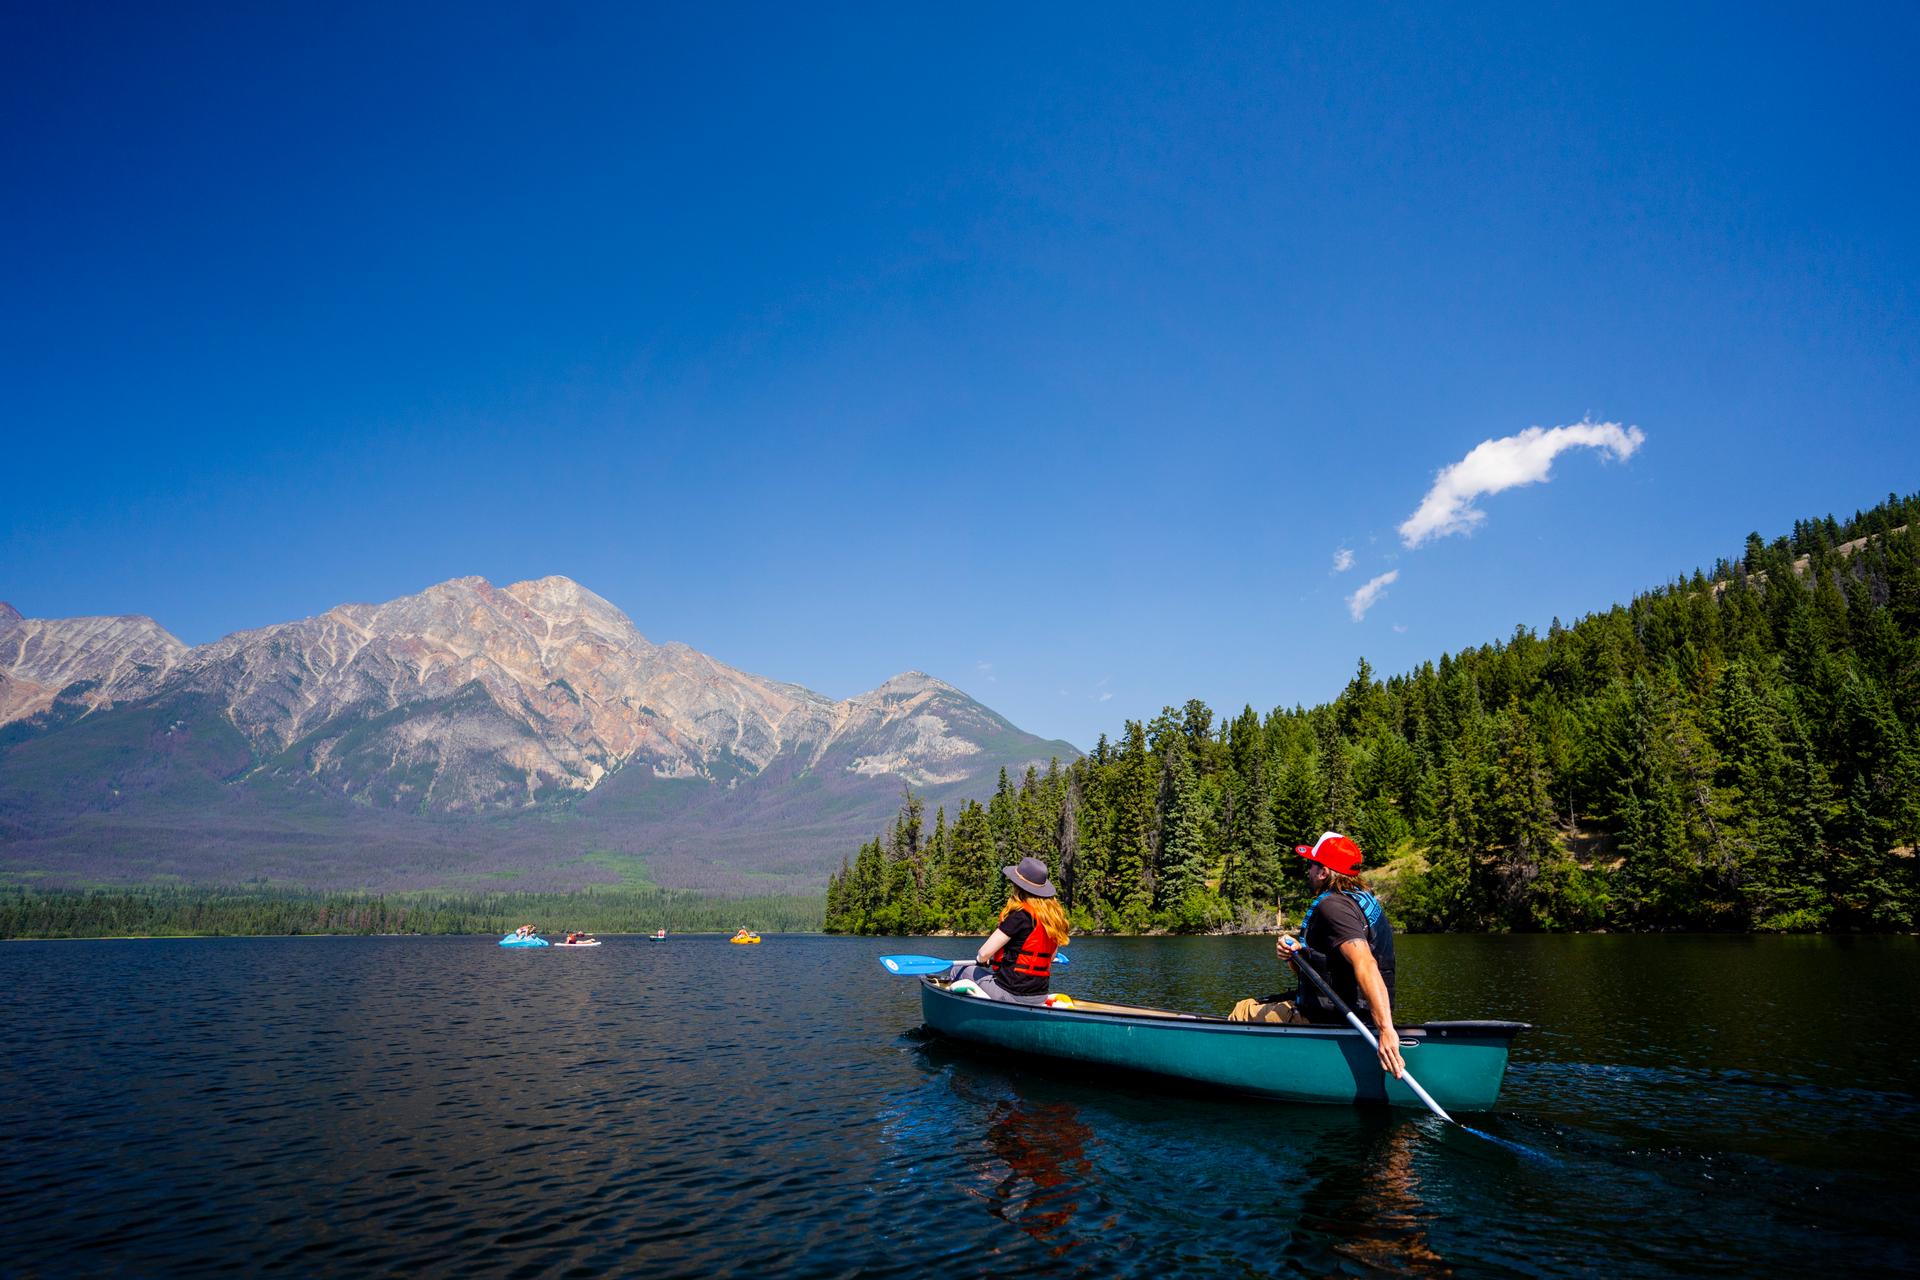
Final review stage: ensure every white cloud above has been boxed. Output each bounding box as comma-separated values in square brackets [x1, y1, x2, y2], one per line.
[1399, 420, 1645, 548]
[1332, 547, 1355, 573]
[975, 660, 996, 683]
[1096, 691, 1113, 702]
[1392, 624, 1408, 634]
[1347, 570, 1399, 622]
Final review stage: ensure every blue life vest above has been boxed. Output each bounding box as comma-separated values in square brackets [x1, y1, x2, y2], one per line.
[1300, 888, 1384, 942]
[1294, 889, 1395, 1023]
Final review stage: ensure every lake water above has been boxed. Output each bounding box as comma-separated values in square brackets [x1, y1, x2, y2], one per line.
[3, 933, 1915, 1277]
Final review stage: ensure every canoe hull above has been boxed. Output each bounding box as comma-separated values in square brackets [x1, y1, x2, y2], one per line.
[918, 980, 1522, 1111]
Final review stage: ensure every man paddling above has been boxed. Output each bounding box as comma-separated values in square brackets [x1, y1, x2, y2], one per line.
[1227, 832, 1405, 1078]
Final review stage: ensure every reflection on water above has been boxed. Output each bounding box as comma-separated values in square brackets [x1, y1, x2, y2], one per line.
[1291, 1119, 1451, 1277]
[980, 1093, 1098, 1253]
[2, 933, 1915, 1277]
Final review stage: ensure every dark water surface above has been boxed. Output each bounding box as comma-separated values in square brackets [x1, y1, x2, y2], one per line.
[3, 934, 1915, 1277]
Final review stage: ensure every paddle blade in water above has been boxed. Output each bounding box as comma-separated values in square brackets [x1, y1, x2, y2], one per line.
[1459, 1125, 1558, 1164]
[1429, 1119, 1560, 1166]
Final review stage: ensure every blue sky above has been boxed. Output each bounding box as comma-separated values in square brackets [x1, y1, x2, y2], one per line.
[4, 3, 1916, 749]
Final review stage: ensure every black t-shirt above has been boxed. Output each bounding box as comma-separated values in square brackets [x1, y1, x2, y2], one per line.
[1298, 892, 1396, 1024]
[990, 907, 1052, 996]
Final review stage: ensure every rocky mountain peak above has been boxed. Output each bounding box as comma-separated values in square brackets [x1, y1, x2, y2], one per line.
[502, 575, 645, 642]
[0, 575, 1082, 890]
[870, 670, 956, 697]
[0, 576, 1076, 821]
[0, 608, 190, 721]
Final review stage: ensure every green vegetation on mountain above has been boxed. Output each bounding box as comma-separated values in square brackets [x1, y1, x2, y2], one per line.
[827, 494, 1920, 935]
[0, 886, 823, 939]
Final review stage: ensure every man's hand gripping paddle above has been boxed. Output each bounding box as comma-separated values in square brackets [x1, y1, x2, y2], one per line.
[1283, 942, 1454, 1122]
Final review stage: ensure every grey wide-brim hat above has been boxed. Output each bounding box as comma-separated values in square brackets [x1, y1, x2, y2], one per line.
[1002, 856, 1056, 898]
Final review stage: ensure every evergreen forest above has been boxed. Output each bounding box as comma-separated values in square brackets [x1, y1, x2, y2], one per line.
[0, 886, 823, 940]
[826, 495, 1920, 936]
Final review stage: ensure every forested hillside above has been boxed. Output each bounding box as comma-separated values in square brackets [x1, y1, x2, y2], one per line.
[0, 886, 823, 939]
[827, 494, 1920, 935]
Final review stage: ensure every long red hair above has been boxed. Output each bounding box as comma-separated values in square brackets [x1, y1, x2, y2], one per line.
[1000, 888, 1070, 946]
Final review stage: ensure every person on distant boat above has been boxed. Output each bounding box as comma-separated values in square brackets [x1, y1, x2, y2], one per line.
[947, 857, 1069, 1003]
[515, 924, 537, 940]
[1227, 832, 1404, 1077]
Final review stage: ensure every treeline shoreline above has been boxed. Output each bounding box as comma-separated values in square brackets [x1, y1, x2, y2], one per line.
[827, 494, 1920, 937]
[0, 886, 825, 940]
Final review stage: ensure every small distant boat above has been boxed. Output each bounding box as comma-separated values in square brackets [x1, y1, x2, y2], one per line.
[730, 931, 761, 944]
[554, 939, 602, 948]
[917, 977, 1525, 1111]
[648, 930, 667, 942]
[498, 933, 550, 948]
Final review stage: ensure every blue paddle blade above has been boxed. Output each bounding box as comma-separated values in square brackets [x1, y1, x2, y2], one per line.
[878, 955, 954, 975]
[876, 951, 1072, 975]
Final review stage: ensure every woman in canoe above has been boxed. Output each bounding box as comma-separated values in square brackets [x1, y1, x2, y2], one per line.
[948, 857, 1069, 1003]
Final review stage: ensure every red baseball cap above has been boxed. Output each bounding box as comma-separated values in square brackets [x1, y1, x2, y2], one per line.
[1294, 831, 1363, 875]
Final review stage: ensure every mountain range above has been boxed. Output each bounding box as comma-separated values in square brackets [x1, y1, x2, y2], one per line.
[0, 577, 1078, 894]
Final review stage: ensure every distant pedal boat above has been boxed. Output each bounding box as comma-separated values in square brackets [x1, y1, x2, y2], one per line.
[919, 978, 1526, 1112]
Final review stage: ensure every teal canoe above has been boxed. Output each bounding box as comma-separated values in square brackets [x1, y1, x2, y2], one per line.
[918, 978, 1526, 1112]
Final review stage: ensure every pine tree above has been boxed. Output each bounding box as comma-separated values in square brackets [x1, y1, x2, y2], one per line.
[882, 788, 928, 934]
[1420, 745, 1479, 928]
[988, 767, 1017, 868]
[944, 801, 999, 929]
[1016, 766, 1048, 862]
[1111, 720, 1156, 927]
[1271, 745, 1323, 851]
[1154, 735, 1208, 919]
[1056, 764, 1082, 909]
[851, 837, 885, 932]
[1609, 675, 1702, 926]
[1489, 696, 1562, 927]
[1711, 661, 1798, 925]
[1318, 715, 1357, 833]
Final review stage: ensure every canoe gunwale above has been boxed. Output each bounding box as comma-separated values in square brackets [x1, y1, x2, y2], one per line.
[917, 977, 1530, 1043]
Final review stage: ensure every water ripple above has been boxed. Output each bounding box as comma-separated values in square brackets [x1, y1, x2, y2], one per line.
[2, 933, 1915, 1277]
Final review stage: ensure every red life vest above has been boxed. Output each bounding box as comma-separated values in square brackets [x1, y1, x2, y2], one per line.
[991, 910, 1058, 979]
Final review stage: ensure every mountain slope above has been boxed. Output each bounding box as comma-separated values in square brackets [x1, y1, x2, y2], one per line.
[0, 578, 1078, 892]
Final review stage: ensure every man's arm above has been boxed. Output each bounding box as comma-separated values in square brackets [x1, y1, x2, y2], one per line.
[1339, 938, 1405, 1078]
